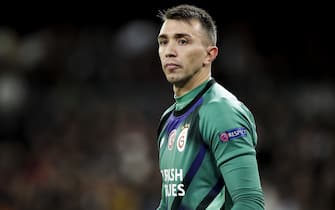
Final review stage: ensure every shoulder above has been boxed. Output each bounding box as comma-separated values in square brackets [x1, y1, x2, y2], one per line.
[157, 103, 176, 140]
[159, 103, 175, 121]
[198, 82, 258, 145]
[198, 82, 257, 133]
[200, 83, 251, 117]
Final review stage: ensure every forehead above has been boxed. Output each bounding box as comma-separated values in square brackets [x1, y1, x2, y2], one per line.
[158, 19, 204, 38]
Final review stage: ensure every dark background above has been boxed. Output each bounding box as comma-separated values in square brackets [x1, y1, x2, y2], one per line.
[0, 1, 334, 209]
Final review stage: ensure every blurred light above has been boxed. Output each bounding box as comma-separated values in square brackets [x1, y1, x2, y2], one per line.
[0, 74, 27, 114]
[295, 83, 335, 118]
[113, 20, 158, 58]
[17, 32, 47, 70]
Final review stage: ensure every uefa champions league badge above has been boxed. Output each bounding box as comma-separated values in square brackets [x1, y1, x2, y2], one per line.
[219, 127, 247, 142]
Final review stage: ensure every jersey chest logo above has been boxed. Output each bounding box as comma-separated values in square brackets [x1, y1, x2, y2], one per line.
[167, 129, 177, 150]
[167, 124, 189, 152]
[177, 124, 189, 152]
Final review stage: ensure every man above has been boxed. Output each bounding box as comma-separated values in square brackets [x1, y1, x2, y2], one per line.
[156, 4, 265, 210]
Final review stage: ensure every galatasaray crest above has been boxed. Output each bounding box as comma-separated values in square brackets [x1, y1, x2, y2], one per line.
[177, 124, 189, 152]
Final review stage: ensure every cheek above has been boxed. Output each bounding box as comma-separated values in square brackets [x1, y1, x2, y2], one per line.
[158, 47, 164, 58]
[158, 50, 162, 59]
[187, 51, 205, 67]
[158, 52, 165, 65]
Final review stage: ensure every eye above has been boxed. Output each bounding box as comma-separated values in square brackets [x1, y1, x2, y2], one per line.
[158, 39, 168, 46]
[178, 39, 188, 45]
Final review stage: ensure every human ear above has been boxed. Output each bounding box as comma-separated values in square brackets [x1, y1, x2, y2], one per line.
[204, 46, 218, 65]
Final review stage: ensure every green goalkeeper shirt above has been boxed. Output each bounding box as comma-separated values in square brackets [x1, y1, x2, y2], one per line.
[156, 78, 264, 210]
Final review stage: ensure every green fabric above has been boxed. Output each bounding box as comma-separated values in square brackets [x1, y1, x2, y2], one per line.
[157, 79, 264, 210]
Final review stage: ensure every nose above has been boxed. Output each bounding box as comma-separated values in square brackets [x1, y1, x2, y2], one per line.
[164, 42, 177, 58]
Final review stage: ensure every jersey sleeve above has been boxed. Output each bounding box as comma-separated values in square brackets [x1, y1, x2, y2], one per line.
[199, 99, 265, 209]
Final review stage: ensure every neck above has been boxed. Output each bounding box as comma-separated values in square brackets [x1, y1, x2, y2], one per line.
[173, 70, 211, 97]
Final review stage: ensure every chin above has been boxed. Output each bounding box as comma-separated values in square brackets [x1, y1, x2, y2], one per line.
[169, 78, 189, 88]
[165, 73, 188, 85]
[166, 76, 180, 84]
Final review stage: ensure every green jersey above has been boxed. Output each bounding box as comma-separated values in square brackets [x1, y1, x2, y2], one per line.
[156, 79, 264, 210]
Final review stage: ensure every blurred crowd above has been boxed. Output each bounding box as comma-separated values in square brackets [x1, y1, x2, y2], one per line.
[0, 18, 334, 210]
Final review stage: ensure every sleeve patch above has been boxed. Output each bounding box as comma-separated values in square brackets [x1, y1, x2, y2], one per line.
[219, 127, 247, 142]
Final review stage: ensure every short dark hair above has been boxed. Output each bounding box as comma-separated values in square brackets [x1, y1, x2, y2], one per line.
[158, 4, 217, 45]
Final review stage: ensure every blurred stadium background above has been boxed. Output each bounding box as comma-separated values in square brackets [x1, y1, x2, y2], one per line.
[0, 1, 334, 209]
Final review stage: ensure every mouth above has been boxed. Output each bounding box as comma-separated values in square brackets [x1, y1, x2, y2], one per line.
[164, 63, 181, 71]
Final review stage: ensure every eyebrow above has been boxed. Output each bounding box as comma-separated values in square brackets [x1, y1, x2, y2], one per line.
[157, 33, 192, 40]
